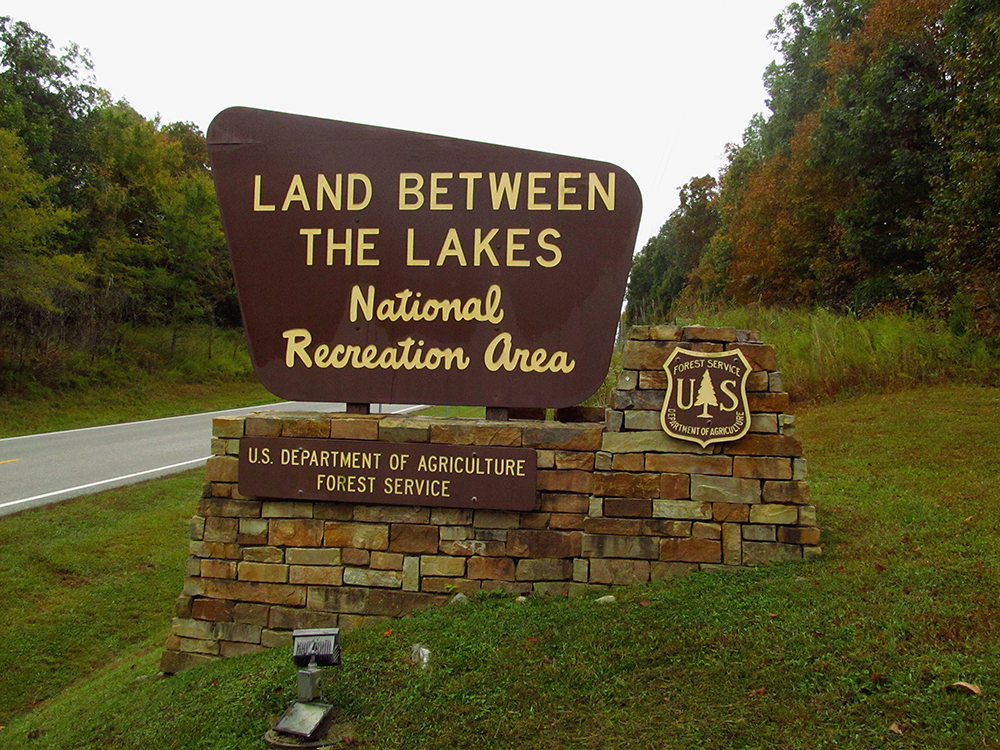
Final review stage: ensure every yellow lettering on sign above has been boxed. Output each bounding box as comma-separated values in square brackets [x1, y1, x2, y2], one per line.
[558, 172, 582, 210]
[282, 174, 310, 211]
[253, 175, 275, 211]
[484, 332, 576, 373]
[429, 172, 453, 210]
[527, 172, 551, 210]
[459, 172, 482, 209]
[399, 173, 424, 210]
[490, 172, 522, 210]
[588, 172, 615, 210]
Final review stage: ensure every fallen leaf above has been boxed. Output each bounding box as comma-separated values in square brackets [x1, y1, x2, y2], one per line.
[527, 637, 539, 648]
[964, 516, 974, 524]
[750, 687, 767, 696]
[768, 613, 779, 618]
[639, 600, 651, 607]
[383, 629, 394, 637]
[889, 722, 904, 735]
[543, 655, 554, 664]
[945, 682, 982, 695]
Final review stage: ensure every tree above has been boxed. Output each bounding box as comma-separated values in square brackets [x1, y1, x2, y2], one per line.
[626, 176, 719, 322]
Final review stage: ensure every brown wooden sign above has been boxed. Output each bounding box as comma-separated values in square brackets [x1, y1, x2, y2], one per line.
[660, 349, 752, 447]
[239, 437, 538, 510]
[208, 107, 642, 407]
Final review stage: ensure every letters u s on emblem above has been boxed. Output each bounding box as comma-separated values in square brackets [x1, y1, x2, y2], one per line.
[659, 348, 753, 448]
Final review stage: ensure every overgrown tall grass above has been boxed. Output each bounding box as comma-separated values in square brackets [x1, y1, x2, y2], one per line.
[662, 307, 1000, 402]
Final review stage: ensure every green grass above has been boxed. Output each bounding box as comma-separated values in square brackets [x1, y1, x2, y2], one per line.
[662, 307, 1000, 403]
[1, 384, 998, 748]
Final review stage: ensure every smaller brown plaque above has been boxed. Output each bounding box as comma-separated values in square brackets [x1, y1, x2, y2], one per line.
[239, 438, 537, 511]
[660, 349, 752, 447]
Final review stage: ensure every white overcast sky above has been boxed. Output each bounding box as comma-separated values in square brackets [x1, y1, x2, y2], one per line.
[7, 0, 790, 251]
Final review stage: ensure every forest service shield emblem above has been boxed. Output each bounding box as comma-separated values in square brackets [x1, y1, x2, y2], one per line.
[660, 348, 753, 448]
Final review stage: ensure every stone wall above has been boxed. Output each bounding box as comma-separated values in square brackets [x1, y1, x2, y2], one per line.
[161, 325, 820, 674]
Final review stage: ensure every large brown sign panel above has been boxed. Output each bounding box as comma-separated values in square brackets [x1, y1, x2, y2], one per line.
[208, 107, 642, 407]
[239, 437, 537, 511]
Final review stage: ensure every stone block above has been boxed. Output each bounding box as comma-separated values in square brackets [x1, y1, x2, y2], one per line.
[519, 512, 550, 529]
[726, 343, 777, 371]
[777, 526, 822, 545]
[244, 416, 282, 437]
[588, 497, 603, 518]
[749, 413, 779, 433]
[467, 556, 516, 580]
[190, 516, 206, 541]
[660, 473, 691, 500]
[378, 416, 431, 443]
[793, 459, 809, 481]
[617, 369, 638, 389]
[724, 434, 803, 457]
[269, 606, 341, 631]
[582, 534, 659, 560]
[652, 500, 713, 520]
[549, 513, 586, 530]
[622, 340, 681, 370]
[262, 630, 295, 648]
[341, 548, 370, 566]
[289, 565, 343, 586]
[439, 526, 473, 541]
[733, 457, 793, 480]
[603, 497, 652, 518]
[307, 586, 369, 614]
[532, 581, 571, 596]
[286, 548, 341, 566]
[191, 599, 233, 622]
[324, 521, 389, 550]
[749, 504, 799, 525]
[369, 551, 404, 570]
[205, 456, 239, 483]
[742, 541, 802, 566]
[743, 524, 776, 542]
[216, 621, 262, 644]
[746, 371, 769, 391]
[763, 481, 811, 505]
[537, 470, 595, 494]
[431, 508, 474, 525]
[691, 475, 761, 505]
[555, 450, 596, 471]
[241, 546, 284, 564]
[203, 579, 307, 607]
[177, 637, 220, 655]
[623, 410, 663, 431]
[628, 325, 651, 340]
[481, 580, 533, 595]
[589, 559, 650, 585]
[238, 562, 288, 583]
[515, 558, 573, 581]
[160, 650, 216, 674]
[420, 555, 466, 577]
[611, 453, 645, 472]
[522, 423, 603, 451]
[642, 519, 692, 537]
[683, 325, 737, 342]
[536, 449, 555, 468]
[593, 472, 660, 498]
[507, 530, 581, 558]
[343, 567, 404, 588]
[611, 390, 634, 410]
[692, 522, 722, 540]
[388, 524, 439, 554]
[328, 416, 380, 440]
[538, 493, 590, 514]
[798, 505, 818, 527]
[354, 505, 430, 524]
[213, 417, 245, 438]
[429, 421, 522, 446]
[602, 431, 714, 455]
[645, 453, 733, 476]
[313, 503, 354, 521]
[190, 541, 242, 560]
[639, 370, 668, 389]
[204, 517, 239, 543]
[233, 602, 270, 626]
[238, 518, 270, 545]
[262, 501, 314, 519]
[660, 537, 722, 564]
[583, 517, 644, 535]
[281, 416, 330, 438]
[403, 556, 421, 591]
[712, 503, 750, 523]
[748, 392, 790, 413]
[632, 389, 668, 410]
[364, 589, 449, 617]
[201, 560, 237, 579]
[270, 519, 325, 547]
[573, 558, 589, 582]
[473, 510, 521, 529]
[722, 523, 742, 566]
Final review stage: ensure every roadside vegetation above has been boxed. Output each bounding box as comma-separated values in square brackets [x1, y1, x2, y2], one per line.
[1, 385, 997, 749]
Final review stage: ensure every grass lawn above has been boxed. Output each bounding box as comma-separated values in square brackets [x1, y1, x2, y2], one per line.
[0, 385, 997, 749]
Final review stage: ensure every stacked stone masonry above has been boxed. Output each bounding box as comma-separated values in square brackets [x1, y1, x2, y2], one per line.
[161, 324, 820, 673]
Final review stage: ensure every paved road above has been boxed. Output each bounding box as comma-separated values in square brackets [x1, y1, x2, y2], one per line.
[0, 402, 420, 517]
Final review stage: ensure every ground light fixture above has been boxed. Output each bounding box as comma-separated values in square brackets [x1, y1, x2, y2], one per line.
[265, 628, 345, 748]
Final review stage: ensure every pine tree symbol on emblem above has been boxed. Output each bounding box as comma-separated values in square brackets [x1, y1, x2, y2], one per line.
[695, 370, 718, 418]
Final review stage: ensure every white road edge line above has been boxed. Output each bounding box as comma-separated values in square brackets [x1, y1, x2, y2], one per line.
[0, 403, 425, 443]
[0, 456, 211, 511]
